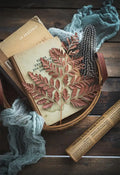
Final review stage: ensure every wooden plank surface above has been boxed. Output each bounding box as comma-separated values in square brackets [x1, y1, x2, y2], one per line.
[17, 157, 120, 175]
[99, 43, 120, 77]
[0, 1, 120, 175]
[0, 9, 120, 42]
[0, 0, 119, 9]
[102, 78, 120, 91]
[43, 117, 120, 156]
[1, 115, 120, 156]
[1, 116, 120, 175]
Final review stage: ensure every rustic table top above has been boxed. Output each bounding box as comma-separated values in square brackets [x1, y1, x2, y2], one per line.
[0, 0, 120, 175]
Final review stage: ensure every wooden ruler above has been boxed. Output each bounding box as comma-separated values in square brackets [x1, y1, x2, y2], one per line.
[66, 100, 120, 162]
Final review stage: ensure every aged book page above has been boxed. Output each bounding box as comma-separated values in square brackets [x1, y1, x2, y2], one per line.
[12, 37, 81, 125]
[0, 16, 53, 58]
[0, 16, 53, 90]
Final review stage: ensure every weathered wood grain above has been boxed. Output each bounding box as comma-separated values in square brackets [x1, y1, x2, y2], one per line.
[0, 9, 120, 41]
[0, 0, 119, 9]
[0, 115, 120, 156]
[18, 157, 120, 175]
[102, 78, 120, 91]
[91, 91, 120, 114]
[42, 117, 120, 156]
[0, 9, 75, 40]
[100, 43, 120, 58]
[0, 1, 120, 174]
[99, 43, 120, 77]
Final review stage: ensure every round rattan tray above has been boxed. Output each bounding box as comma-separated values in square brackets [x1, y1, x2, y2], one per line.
[43, 52, 108, 131]
[1, 53, 107, 131]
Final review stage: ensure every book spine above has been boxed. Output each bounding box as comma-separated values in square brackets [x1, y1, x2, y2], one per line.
[0, 66, 24, 97]
[0, 49, 23, 91]
[66, 100, 120, 162]
[0, 16, 53, 91]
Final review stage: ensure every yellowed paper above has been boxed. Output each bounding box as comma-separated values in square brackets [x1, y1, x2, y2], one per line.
[0, 16, 53, 58]
[13, 37, 81, 125]
[0, 16, 53, 90]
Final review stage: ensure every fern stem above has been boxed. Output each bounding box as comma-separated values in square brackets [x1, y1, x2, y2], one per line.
[59, 85, 64, 124]
[60, 98, 63, 125]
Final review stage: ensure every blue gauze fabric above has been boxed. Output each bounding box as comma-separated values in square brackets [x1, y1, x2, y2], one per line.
[49, 0, 120, 51]
[0, 99, 45, 175]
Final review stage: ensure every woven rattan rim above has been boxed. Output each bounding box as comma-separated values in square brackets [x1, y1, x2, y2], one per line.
[1, 52, 107, 131]
[43, 54, 104, 131]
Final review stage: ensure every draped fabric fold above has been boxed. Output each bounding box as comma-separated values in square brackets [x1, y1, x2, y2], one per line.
[49, 0, 120, 51]
[0, 99, 45, 175]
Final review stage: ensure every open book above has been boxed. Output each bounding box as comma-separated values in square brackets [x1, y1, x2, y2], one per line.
[11, 37, 87, 125]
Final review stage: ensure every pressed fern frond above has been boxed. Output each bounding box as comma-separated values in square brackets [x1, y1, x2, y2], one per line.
[23, 37, 100, 122]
